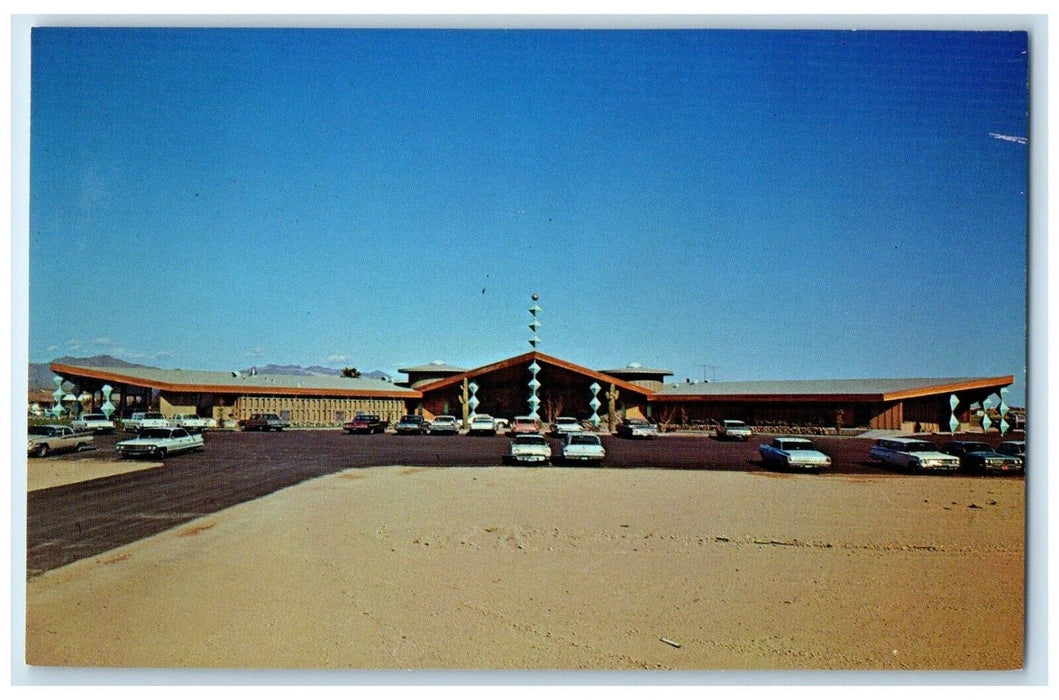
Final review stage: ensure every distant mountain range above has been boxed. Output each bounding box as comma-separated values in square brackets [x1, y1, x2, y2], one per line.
[29, 355, 391, 390]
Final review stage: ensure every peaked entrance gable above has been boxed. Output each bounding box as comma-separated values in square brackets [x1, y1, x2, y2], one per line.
[413, 351, 653, 422]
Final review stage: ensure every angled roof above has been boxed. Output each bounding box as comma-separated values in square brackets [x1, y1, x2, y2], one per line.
[50, 363, 422, 399]
[652, 376, 1014, 402]
[414, 351, 656, 396]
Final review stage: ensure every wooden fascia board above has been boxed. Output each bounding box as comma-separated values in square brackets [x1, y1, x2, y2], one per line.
[649, 393, 883, 403]
[415, 351, 653, 397]
[882, 376, 1015, 402]
[49, 364, 422, 399]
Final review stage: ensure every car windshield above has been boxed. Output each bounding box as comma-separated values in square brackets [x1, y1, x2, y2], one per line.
[514, 436, 547, 446]
[725, 421, 746, 427]
[903, 441, 938, 452]
[569, 435, 599, 445]
[29, 426, 57, 436]
[139, 429, 173, 439]
[83, 414, 106, 420]
[473, 416, 492, 422]
[1000, 442, 1025, 454]
[400, 416, 421, 422]
[781, 441, 812, 450]
[145, 413, 165, 419]
[962, 443, 993, 453]
[515, 418, 535, 425]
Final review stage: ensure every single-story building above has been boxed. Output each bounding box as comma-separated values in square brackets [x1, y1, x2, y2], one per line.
[48, 362, 421, 428]
[50, 353, 1014, 432]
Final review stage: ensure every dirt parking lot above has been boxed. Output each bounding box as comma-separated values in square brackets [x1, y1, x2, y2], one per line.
[25, 463, 1024, 671]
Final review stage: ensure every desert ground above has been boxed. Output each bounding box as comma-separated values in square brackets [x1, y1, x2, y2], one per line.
[24, 461, 1024, 671]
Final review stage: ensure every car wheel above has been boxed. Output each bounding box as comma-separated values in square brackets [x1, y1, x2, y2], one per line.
[157, 448, 167, 459]
[37, 444, 49, 458]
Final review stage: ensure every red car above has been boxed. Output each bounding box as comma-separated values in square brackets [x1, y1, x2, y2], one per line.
[343, 413, 388, 434]
[510, 416, 541, 435]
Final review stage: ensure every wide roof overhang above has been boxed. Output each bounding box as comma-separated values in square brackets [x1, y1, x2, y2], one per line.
[50, 363, 422, 399]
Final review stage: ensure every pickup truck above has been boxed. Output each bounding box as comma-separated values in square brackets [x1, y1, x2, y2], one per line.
[169, 413, 217, 432]
[70, 413, 116, 434]
[28, 425, 94, 458]
[116, 427, 203, 459]
[122, 412, 170, 432]
[715, 419, 752, 441]
[343, 413, 388, 434]
[239, 413, 289, 432]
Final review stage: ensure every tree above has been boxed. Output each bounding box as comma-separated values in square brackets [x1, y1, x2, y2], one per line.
[341, 367, 360, 378]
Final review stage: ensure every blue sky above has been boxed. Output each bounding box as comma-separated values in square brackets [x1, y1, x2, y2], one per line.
[28, 28, 1028, 401]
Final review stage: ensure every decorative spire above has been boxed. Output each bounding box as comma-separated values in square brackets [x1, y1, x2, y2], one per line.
[528, 294, 541, 418]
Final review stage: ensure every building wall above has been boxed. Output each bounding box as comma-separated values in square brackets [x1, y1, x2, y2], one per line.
[230, 395, 407, 427]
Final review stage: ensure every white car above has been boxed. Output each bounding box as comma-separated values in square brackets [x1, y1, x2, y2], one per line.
[70, 413, 116, 434]
[429, 415, 460, 435]
[561, 433, 605, 463]
[468, 414, 497, 436]
[507, 434, 552, 465]
[550, 417, 584, 437]
[716, 419, 752, 441]
[169, 413, 217, 431]
[122, 411, 170, 432]
[759, 437, 831, 471]
[116, 427, 203, 459]
[868, 437, 960, 473]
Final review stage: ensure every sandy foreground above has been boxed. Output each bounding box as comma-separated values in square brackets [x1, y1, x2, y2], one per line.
[27, 457, 162, 492]
[25, 466, 1024, 671]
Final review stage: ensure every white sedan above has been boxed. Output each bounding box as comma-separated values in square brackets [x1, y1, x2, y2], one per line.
[759, 437, 831, 471]
[561, 433, 605, 463]
[507, 435, 552, 465]
[116, 427, 203, 459]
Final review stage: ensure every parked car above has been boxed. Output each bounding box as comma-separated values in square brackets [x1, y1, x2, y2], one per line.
[116, 427, 203, 459]
[507, 434, 552, 465]
[238, 413, 289, 432]
[122, 411, 169, 432]
[868, 437, 960, 473]
[28, 425, 94, 458]
[510, 416, 541, 436]
[169, 413, 217, 432]
[429, 415, 460, 435]
[343, 413, 388, 434]
[615, 418, 658, 439]
[996, 440, 1025, 459]
[549, 417, 584, 437]
[70, 413, 116, 434]
[468, 414, 498, 436]
[715, 419, 752, 441]
[941, 441, 1024, 474]
[759, 437, 831, 471]
[395, 414, 429, 435]
[560, 433, 605, 464]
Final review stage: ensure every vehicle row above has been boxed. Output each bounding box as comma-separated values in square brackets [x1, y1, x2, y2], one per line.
[868, 437, 1025, 474]
[28, 424, 203, 459]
